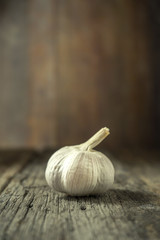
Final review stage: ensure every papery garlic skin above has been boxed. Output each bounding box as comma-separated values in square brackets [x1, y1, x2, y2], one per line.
[45, 128, 114, 196]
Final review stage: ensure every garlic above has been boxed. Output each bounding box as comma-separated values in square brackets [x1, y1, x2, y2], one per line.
[45, 127, 114, 196]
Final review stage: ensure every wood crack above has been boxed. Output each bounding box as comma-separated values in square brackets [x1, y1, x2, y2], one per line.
[0, 152, 33, 194]
[2, 190, 29, 237]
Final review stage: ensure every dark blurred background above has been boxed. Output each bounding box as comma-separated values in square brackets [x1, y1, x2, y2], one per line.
[0, 0, 159, 151]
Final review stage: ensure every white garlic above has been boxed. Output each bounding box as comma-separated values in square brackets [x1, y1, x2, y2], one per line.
[45, 127, 114, 196]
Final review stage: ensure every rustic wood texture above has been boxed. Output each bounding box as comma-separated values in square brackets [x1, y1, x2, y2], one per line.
[0, 151, 32, 193]
[0, 0, 29, 148]
[29, 0, 58, 149]
[148, 0, 160, 148]
[0, 0, 158, 149]
[0, 150, 159, 240]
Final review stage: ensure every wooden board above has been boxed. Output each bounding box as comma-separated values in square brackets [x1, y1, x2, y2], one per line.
[0, 0, 158, 150]
[0, 150, 160, 240]
[0, 151, 32, 193]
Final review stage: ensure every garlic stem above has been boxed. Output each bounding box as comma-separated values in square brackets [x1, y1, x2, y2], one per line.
[82, 127, 110, 151]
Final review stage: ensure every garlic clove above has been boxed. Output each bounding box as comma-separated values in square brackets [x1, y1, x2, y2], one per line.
[90, 152, 114, 194]
[45, 127, 115, 196]
[62, 151, 98, 196]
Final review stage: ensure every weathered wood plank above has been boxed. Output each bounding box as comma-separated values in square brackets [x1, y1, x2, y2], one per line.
[0, 151, 32, 193]
[0, 0, 157, 150]
[0, 151, 159, 240]
[0, 0, 29, 148]
[28, 0, 59, 149]
[114, 0, 153, 148]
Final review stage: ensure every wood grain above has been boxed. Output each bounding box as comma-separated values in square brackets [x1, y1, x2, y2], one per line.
[28, 0, 58, 149]
[0, 151, 32, 193]
[0, 150, 159, 240]
[0, 0, 158, 149]
[148, 0, 160, 148]
[0, 0, 29, 147]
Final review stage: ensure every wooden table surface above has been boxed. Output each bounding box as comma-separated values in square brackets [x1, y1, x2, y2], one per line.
[0, 150, 159, 240]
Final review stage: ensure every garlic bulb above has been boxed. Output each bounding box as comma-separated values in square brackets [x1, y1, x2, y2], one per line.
[45, 127, 114, 196]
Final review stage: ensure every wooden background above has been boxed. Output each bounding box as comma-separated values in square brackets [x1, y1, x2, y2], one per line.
[0, 0, 159, 150]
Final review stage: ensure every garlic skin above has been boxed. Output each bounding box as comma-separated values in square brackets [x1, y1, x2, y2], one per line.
[45, 127, 114, 196]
